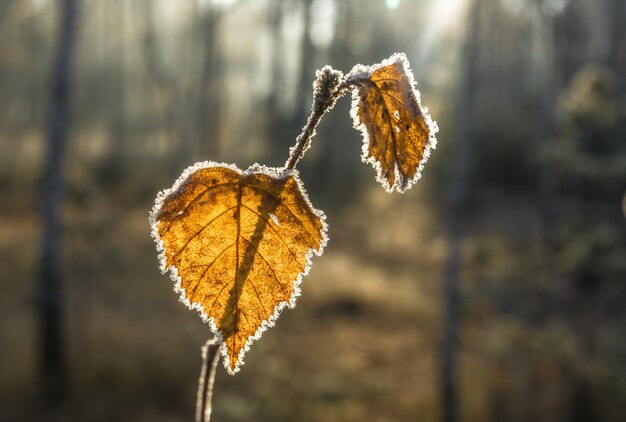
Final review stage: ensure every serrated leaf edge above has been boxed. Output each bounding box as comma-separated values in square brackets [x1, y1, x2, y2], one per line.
[348, 52, 439, 193]
[149, 161, 329, 374]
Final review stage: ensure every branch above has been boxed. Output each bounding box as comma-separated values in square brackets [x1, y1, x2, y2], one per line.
[284, 66, 347, 170]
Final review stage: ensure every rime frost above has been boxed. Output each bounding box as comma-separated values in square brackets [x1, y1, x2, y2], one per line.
[285, 66, 344, 169]
[149, 161, 328, 375]
[268, 212, 280, 227]
[346, 52, 439, 193]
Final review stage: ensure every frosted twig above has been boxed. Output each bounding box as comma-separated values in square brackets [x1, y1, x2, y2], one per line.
[195, 337, 221, 422]
[284, 66, 347, 170]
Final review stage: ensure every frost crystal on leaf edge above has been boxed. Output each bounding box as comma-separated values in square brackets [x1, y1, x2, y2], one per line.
[149, 161, 329, 375]
[347, 52, 439, 193]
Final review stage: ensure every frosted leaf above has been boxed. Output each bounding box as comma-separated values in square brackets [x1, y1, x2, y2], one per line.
[150, 161, 328, 374]
[347, 53, 439, 193]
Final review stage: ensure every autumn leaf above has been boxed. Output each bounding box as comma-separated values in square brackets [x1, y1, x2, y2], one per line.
[348, 53, 439, 193]
[149, 162, 327, 374]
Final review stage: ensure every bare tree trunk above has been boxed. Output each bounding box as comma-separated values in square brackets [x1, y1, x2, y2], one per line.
[266, 0, 284, 117]
[441, 1, 481, 421]
[0, 0, 14, 27]
[529, 0, 559, 248]
[296, 0, 314, 126]
[108, 1, 127, 157]
[268, 0, 313, 163]
[195, 8, 222, 161]
[38, 0, 79, 406]
[263, 0, 291, 164]
[608, 0, 626, 78]
[141, 1, 169, 88]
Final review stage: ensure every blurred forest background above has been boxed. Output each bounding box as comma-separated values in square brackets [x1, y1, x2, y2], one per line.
[1, 0, 625, 421]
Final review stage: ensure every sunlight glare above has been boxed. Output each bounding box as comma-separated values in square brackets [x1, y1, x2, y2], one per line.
[414, 0, 468, 68]
[311, 0, 337, 48]
[31, 0, 49, 10]
[385, 0, 400, 10]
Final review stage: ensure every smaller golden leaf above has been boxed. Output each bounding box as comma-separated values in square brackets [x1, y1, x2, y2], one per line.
[149, 162, 328, 374]
[348, 53, 439, 193]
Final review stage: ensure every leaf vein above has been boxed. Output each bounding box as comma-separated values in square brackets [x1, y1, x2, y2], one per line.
[188, 242, 236, 301]
[240, 235, 289, 298]
[240, 204, 301, 266]
[163, 181, 239, 231]
[170, 205, 237, 262]
[244, 185, 316, 242]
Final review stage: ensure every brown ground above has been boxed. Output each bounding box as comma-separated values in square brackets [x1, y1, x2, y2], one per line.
[0, 177, 448, 421]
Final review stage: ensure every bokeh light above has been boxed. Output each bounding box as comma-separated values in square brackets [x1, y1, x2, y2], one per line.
[385, 0, 400, 10]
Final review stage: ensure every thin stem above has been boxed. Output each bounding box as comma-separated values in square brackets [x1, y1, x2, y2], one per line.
[195, 337, 221, 422]
[284, 105, 328, 171]
[284, 67, 349, 170]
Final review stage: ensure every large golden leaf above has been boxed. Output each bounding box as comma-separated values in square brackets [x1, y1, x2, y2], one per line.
[149, 162, 327, 374]
[349, 53, 439, 193]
